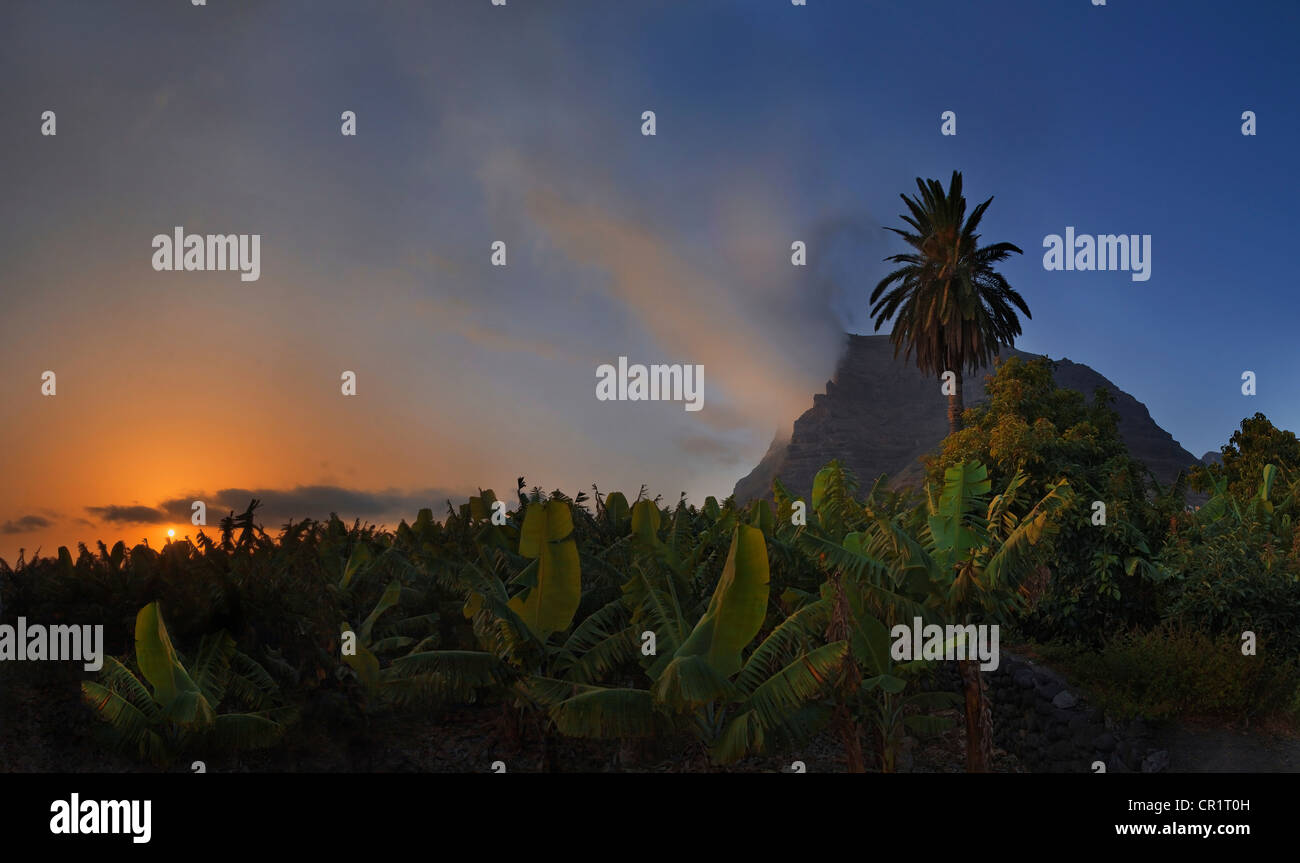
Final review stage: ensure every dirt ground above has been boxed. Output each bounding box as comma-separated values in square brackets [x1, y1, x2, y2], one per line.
[0, 664, 1017, 773]
[4, 662, 1293, 773]
[1152, 722, 1300, 773]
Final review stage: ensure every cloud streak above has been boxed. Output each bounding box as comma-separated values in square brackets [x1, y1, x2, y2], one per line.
[83, 485, 473, 530]
[85, 505, 169, 525]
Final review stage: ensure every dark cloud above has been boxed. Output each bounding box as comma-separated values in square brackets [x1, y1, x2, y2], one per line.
[2, 514, 54, 534]
[85, 505, 167, 525]
[156, 485, 469, 526]
[803, 212, 892, 335]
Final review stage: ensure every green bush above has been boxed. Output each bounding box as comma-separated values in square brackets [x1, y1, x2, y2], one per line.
[1157, 510, 1300, 657]
[1038, 626, 1300, 724]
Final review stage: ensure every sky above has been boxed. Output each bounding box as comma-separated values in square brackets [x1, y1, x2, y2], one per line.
[1, 0, 1297, 561]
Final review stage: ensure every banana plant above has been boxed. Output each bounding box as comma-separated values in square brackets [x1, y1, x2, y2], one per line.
[790, 469, 949, 772]
[339, 577, 409, 693]
[922, 461, 1073, 772]
[851, 611, 959, 772]
[507, 498, 582, 639]
[799, 461, 1072, 772]
[81, 602, 293, 767]
[544, 523, 847, 766]
[383, 499, 593, 719]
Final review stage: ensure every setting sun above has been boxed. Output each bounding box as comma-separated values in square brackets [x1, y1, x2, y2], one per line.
[166, 529, 175, 538]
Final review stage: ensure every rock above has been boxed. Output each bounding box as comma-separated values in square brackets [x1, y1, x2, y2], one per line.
[1013, 669, 1035, 689]
[1141, 750, 1169, 773]
[1035, 679, 1064, 700]
[1052, 690, 1078, 710]
[1092, 733, 1117, 753]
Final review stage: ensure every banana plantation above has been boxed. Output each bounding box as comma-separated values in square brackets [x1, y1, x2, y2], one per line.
[0, 458, 1072, 772]
[5, 363, 1300, 772]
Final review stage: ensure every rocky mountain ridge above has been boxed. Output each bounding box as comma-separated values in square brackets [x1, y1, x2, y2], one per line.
[733, 334, 1202, 503]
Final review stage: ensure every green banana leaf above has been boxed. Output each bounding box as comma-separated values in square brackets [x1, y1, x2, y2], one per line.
[673, 524, 770, 677]
[928, 461, 991, 561]
[630, 499, 661, 545]
[360, 579, 402, 644]
[341, 621, 380, 689]
[509, 501, 581, 638]
[134, 602, 214, 726]
[604, 491, 631, 528]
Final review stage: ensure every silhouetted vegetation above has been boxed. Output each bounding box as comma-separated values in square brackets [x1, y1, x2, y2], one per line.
[5, 393, 1296, 773]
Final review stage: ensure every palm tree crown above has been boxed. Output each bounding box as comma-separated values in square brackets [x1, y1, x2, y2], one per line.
[870, 171, 1029, 380]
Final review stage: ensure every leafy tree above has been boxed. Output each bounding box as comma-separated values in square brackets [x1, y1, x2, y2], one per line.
[929, 356, 1175, 641]
[1192, 413, 1300, 500]
[1161, 463, 1300, 656]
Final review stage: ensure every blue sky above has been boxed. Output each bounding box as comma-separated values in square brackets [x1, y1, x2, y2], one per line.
[1, 0, 1296, 556]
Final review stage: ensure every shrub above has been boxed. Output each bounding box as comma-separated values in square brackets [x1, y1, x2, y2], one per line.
[1038, 625, 1300, 724]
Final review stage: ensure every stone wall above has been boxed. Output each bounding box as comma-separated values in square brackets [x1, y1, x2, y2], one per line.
[931, 652, 1169, 772]
[991, 652, 1168, 772]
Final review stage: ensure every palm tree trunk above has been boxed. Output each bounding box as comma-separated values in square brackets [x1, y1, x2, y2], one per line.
[957, 658, 993, 772]
[947, 367, 964, 435]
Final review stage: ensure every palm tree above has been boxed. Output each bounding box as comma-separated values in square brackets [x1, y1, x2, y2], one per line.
[870, 172, 1029, 772]
[870, 171, 1029, 436]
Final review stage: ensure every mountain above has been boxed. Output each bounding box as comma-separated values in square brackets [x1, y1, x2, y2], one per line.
[733, 334, 1201, 503]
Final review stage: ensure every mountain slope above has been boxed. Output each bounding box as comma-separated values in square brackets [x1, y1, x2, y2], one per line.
[733, 334, 1200, 503]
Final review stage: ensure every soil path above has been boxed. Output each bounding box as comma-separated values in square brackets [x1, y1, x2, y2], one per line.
[1152, 725, 1300, 773]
